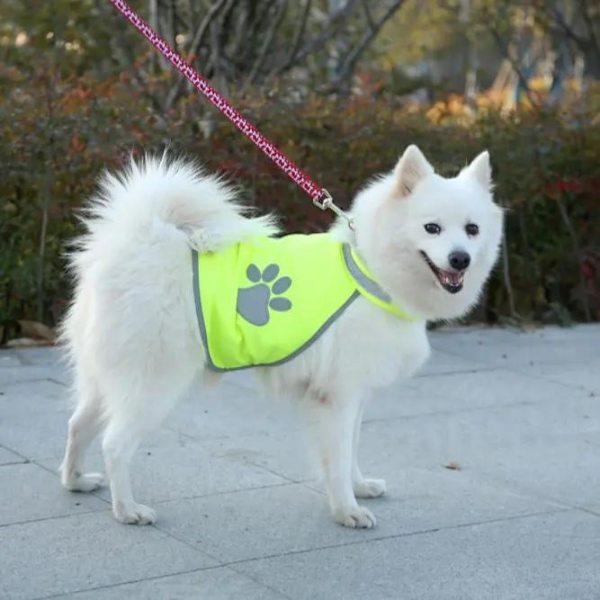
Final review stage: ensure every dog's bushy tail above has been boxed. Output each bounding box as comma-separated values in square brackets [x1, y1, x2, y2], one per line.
[60, 154, 279, 372]
[75, 153, 279, 258]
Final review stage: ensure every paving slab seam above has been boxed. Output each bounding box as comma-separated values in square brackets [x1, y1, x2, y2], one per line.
[362, 399, 547, 427]
[0, 443, 30, 462]
[222, 565, 296, 600]
[245, 459, 307, 485]
[212, 507, 573, 570]
[25, 457, 302, 509]
[151, 480, 295, 506]
[298, 474, 572, 524]
[504, 365, 598, 394]
[22, 565, 231, 600]
[48, 377, 69, 388]
[466, 470, 595, 512]
[0, 377, 62, 389]
[430, 340, 599, 393]
[164, 424, 244, 444]
[0, 459, 28, 467]
[0, 506, 111, 529]
[415, 365, 498, 377]
[150, 520, 231, 568]
[0, 460, 29, 469]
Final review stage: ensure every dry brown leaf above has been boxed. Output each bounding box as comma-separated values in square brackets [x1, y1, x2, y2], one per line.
[443, 461, 461, 470]
[18, 320, 56, 343]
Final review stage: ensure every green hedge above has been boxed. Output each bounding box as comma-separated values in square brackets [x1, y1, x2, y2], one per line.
[1, 78, 599, 341]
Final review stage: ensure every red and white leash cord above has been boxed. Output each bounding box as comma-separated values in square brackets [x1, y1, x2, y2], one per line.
[107, 0, 353, 228]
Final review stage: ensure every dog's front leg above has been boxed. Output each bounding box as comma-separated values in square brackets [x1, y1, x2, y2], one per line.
[306, 389, 376, 528]
[351, 397, 386, 499]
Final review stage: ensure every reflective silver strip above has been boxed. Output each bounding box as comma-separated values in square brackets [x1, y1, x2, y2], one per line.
[192, 249, 359, 372]
[342, 244, 392, 305]
[192, 249, 216, 369]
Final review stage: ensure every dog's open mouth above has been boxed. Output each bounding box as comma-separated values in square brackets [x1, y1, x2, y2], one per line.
[420, 251, 465, 294]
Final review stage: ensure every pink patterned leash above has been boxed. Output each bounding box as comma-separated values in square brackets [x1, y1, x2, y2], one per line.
[107, 0, 353, 227]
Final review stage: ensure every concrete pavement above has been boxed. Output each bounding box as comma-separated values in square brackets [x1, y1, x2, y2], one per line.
[0, 325, 599, 599]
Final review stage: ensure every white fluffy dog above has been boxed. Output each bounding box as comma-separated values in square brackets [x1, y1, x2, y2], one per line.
[59, 145, 503, 528]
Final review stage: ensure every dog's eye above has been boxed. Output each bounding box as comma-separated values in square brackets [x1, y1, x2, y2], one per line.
[465, 223, 479, 237]
[424, 223, 441, 235]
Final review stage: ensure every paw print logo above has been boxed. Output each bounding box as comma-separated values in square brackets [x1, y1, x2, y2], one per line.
[236, 263, 292, 326]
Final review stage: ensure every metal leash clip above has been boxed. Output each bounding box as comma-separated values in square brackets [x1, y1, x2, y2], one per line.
[313, 189, 355, 231]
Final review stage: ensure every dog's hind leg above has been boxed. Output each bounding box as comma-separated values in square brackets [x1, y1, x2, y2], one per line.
[305, 389, 376, 528]
[351, 398, 386, 499]
[60, 377, 105, 493]
[101, 373, 195, 525]
[102, 418, 156, 525]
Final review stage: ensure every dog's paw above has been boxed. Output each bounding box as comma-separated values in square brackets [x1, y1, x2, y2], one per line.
[62, 471, 105, 493]
[353, 478, 386, 499]
[333, 505, 376, 529]
[113, 502, 156, 525]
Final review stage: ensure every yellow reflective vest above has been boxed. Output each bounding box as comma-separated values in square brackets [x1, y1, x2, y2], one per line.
[192, 233, 413, 371]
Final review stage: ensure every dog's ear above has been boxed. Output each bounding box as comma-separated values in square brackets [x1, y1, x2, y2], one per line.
[461, 150, 492, 190]
[393, 145, 434, 198]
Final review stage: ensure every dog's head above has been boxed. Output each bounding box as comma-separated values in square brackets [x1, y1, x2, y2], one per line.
[348, 145, 504, 321]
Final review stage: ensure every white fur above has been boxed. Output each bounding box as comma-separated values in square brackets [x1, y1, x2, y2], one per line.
[59, 148, 503, 528]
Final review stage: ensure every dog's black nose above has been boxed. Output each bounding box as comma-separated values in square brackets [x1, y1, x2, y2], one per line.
[449, 251, 470, 271]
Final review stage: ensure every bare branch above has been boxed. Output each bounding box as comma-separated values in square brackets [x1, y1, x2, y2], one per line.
[293, 0, 359, 64]
[165, 0, 230, 109]
[272, 0, 313, 76]
[333, 0, 406, 89]
[243, 0, 289, 89]
[579, 0, 600, 56]
[360, 0, 377, 32]
[550, 4, 589, 50]
[486, 23, 540, 109]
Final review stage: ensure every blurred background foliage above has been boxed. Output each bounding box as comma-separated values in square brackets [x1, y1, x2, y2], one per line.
[1, 0, 599, 343]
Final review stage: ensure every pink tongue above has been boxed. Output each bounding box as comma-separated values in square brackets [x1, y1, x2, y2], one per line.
[440, 270, 463, 286]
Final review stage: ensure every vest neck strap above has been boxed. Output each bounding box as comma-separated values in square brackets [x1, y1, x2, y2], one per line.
[342, 244, 414, 320]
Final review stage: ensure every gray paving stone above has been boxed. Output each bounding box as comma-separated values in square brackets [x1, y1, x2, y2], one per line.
[0, 366, 70, 386]
[165, 379, 303, 440]
[182, 428, 317, 483]
[0, 403, 71, 460]
[39, 440, 289, 506]
[0, 394, 188, 461]
[431, 325, 600, 369]
[456, 434, 600, 509]
[0, 512, 216, 600]
[0, 350, 22, 368]
[153, 473, 555, 565]
[0, 378, 73, 459]
[355, 398, 600, 510]
[307, 465, 561, 526]
[357, 391, 600, 473]
[51, 566, 286, 600]
[517, 360, 600, 395]
[235, 509, 600, 600]
[0, 377, 66, 409]
[156, 483, 387, 563]
[13, 346, 64, 366]
[366, 367, 588, 421]
[417, 348, 491, 375]
[0, 462, 106, 526]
